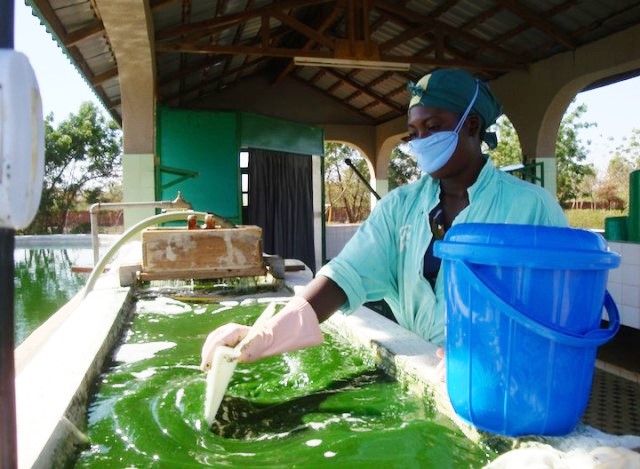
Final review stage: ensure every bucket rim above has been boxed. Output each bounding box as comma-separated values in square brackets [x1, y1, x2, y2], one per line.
[434, 243, 621, 270]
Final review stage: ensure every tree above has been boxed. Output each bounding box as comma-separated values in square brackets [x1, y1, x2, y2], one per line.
[25, 102, 122, 234]
[489, 116, 522, 169]
[388, 145, 421, 190]
[555, 103, 596, 206]
[324, 142, 372, 223]
[487, 103, 595, 206]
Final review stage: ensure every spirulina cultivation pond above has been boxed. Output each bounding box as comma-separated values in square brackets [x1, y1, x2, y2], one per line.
[13, 235, 107, 346]
[74, 294, 494, 467]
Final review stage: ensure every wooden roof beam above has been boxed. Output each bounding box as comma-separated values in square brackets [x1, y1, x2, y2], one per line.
[156, 0, 334, 41]
[157, 41, 522, 71]
[274, 5, 343, 84]
[158, 56, 226, 86]
[379, 24, 433, 52]
[162, 56, 267, 103]
[91, 68, 118, 86]
[470, 0, 577, 57]
[30, 0, 69, 42]
[211, 1, 257, 96]
[271, 10, 336, 49]
[373, 0, 524, 64]
[496, 0, 576, 49]
[64, 21, 105, 48]
[427, 0, 461, 19]
[292, 74, 378, 121]
[324, 68, 403, 113]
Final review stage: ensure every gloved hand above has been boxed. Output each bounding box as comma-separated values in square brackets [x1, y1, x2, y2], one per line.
[200, 296, 323, 370]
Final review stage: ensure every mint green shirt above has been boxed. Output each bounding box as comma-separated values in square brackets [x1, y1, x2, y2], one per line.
[318, 158, 568, 346]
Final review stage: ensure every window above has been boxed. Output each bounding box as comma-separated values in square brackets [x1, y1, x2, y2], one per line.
[240, 151, 250, 207]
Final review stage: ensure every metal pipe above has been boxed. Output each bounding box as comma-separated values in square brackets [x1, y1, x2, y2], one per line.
[344, 158, 381, 200]
[0, 228, 18, 469]
[83, 210, 208, 298]
[89, 191, 192, 265]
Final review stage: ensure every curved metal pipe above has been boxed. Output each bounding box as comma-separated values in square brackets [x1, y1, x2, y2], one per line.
[83, 210, 208, 298]
[90, 191, 192, 265]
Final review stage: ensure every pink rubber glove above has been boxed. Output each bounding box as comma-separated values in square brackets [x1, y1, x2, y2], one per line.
[200, 297, 323, 370]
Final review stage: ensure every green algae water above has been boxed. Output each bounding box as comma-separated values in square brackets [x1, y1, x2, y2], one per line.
[75, 296, 492, 468]
[14, 246, 91, 345]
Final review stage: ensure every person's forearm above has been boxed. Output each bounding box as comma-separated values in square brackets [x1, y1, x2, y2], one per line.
[300, 275, 347, 323]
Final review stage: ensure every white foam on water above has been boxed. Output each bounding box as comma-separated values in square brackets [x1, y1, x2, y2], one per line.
[175, 388, 185, 409]
[136, 297, 192, 315]
[114, 342, 176, 363]
[305, 439, 322, 447]
[131, 369, 156, 379]
[219, 301, 239, 307]
[485, 426, 640, 468]
[210, 306, 233, 315]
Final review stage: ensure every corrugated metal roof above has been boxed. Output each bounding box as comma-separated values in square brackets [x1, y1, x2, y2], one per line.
[27, 0, 640, 125]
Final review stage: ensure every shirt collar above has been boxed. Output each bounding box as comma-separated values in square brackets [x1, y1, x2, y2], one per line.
[467, 156, 495, 202]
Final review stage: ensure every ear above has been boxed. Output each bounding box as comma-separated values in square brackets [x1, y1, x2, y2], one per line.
[466, 114, 482, 139]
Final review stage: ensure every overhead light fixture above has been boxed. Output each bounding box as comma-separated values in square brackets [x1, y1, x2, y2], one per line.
[293, 56, 411, 72]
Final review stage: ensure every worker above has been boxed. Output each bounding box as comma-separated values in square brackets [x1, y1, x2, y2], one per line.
[200, 68, 568, 370]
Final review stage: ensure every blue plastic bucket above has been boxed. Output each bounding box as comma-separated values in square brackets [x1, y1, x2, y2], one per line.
[433, 223, 621, 437]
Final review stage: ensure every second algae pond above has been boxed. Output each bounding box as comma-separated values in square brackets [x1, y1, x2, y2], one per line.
[74, 294, 495, 467]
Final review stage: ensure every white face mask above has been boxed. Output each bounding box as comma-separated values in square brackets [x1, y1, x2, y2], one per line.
[408, 81, 480, 174]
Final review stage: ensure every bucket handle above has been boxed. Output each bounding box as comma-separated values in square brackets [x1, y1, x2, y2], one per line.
[457, 260, 620, 348]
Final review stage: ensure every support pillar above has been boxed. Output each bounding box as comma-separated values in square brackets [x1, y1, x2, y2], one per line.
[94, 0, 156, 228]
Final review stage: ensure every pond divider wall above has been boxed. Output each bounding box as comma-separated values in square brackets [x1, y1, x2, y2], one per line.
[14, 247, 135, 469]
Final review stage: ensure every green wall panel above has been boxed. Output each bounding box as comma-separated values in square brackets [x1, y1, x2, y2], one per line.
[239, 112, 324, 156]
[157, 107, 240, 223]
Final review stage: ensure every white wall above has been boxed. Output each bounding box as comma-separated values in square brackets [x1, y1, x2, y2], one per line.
[607, 241, 640, 329]
[325, 224, 360, 260]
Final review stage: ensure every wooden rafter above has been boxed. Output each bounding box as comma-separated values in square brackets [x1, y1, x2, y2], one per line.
[65, 21, 104, 47]
[155, 0, 334, 41]
[158, 41, 522, 71]
[213, 0, 256, 95]
[178, 0, 192, 106]
[159, 56, 226, 86]
[469, 0, 577, 57]
[274, 4, 343, 83]
[91, 68, 118, 86]
[291, 74, 377, 121]
[379, 23, 433, 52]
[271, 10, 335, 50]
[373, 0, 524, 64]
[323, 68, 403, 113]
[426, 0, 460, 19]
[163, 56, 266, 103]
[496, 0, 576, 49]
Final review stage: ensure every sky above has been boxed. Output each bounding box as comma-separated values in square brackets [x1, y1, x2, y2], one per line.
[11, 0, 640, 173]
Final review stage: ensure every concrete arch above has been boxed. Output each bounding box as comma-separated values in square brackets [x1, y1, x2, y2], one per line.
[324, 138, 376, 183]
[491, 23, 640, 196]
[322, 125, 376, 173]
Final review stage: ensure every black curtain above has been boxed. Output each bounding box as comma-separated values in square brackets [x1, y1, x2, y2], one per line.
[246, 149, 316, 272]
